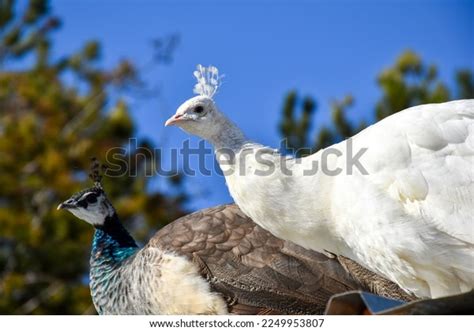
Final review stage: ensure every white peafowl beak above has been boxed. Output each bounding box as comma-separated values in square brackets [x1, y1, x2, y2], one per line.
[165, 113, 187, 126]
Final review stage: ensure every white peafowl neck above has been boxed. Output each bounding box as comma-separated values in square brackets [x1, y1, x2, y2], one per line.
[207, 110, 348, 260]
[207, 112, 249, 152]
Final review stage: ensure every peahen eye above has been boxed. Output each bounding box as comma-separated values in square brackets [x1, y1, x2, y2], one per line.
[194, 105, 204, 114]
[85, 194, 97, 204]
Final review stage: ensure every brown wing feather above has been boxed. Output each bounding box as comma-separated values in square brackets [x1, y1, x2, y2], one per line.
[148, 204, 410, 314]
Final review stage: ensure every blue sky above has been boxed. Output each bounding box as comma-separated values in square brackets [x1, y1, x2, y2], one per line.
[51, 0, 473, 210]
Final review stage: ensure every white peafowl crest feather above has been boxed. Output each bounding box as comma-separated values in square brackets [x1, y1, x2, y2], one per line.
[193, 64, 223, 98]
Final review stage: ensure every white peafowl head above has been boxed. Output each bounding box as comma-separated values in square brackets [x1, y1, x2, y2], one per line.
[165, 65, 226, 140]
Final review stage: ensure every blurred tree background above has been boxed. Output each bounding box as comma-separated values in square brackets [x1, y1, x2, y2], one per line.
[0, 0, 187, 314]
[280, 50, 474, 155]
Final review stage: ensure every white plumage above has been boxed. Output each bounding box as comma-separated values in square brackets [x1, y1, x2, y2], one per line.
[166, 65, 474, 299]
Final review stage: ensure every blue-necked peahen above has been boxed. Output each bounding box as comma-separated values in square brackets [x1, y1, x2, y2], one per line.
[58, 181, 412, 314]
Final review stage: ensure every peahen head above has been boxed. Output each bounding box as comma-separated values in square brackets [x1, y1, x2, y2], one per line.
[57, 167, 137, 254]
[57, 183, 115, 227]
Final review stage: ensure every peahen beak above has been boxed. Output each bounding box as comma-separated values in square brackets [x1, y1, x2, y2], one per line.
[57, 199, 77, 210]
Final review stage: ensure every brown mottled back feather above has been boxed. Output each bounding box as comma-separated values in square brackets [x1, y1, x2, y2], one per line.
[148, 204, 412, 314]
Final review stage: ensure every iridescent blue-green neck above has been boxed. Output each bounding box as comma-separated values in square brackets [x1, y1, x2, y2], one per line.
[91, 213, 138, 266]
[89, 213, 139, 314]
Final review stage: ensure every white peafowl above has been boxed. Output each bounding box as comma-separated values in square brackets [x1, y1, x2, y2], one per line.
[57, 161, 412, 314]
[165, 64, 474, 299]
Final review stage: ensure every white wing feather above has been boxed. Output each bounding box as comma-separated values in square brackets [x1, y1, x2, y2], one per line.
[329, 100, 474, 297]
[349, 100, 473, 243]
